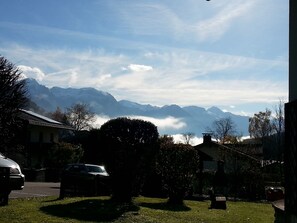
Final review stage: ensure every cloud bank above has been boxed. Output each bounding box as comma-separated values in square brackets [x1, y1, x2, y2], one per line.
[92, 115, 186, 133]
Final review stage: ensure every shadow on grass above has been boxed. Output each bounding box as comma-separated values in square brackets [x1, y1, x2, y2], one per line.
[138, 201, 191, 212]
[40, 199, 139, 222]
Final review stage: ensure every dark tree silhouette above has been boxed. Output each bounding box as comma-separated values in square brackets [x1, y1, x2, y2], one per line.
[100, 117, 159, 202]
[182, 132, 195, 145]
[0, 56, 28, 155]
[207, 117, 238, 144]
[66, 103, 95, 131]
[249, 109, 273, 140]
[157, 143, 199, 205]
[49, 107, 69, 125]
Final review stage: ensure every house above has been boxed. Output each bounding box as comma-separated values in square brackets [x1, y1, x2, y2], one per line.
[194, 133, 263, 198]
[18, 109, 74, 169]
[194, 133, 260, 172]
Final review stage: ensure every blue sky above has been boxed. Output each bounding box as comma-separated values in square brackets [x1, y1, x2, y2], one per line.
[0, 0, 289, 116]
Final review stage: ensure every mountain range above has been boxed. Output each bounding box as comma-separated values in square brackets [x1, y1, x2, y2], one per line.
[25, 78, 250, 137]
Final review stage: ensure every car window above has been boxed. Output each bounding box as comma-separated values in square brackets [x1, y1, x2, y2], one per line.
[68, 165, 86, 172]
[86, 165, 104, 173]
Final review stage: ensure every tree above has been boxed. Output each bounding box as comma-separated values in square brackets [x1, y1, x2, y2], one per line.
[272, 100, 285, 159]
[49, 107, 68, 124]
[100, 117, 159, 202]
[249, 109, 273, 140]
[224, 151, 264, 200]
[66, 103, 95, 131]
[272, 100, 285, 138]
[141, 135, 174, 197]
[182, 132, 195, 145]
[207, 117, 238, 144]
[46, 142, 84, 169]
[0, 56, 28, 155]
[272, 100, 285, 184]
[159, 135, 175, 146]
[157, 143, 199, 205]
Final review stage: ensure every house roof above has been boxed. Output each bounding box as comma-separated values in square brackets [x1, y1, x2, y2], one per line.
[18, 109, 74, 130]
[194, 140, 260, 162]
[227, 143, 263, 158]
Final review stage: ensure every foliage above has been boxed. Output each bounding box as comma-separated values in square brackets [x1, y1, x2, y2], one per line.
[157, 143, 199, 205]
[207, 117, 238, 144]
[222, 149, 264, 199]
[272, 100, 285, 135]
[159, 134, 175, 145]
[66, 103, 95, 131]
[141, 135, 174, 197]
[46, 142, 84, 168]
[249, 109, 273, 139]
[63, 128, 107, 165]
[0, 56, 28, 155]
[271, 100, 285, 162]
[48, 107, 69, 125]
[75, 128, 104, 164]
[248, 104, 285, 185]
[0, 196, 274, 223]
[100, 117, 159, 202]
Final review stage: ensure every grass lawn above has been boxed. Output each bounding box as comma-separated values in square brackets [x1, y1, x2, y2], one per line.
[0, 196, 274, 223]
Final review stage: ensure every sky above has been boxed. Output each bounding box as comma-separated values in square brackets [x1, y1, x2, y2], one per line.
[0, 0, 289, 117]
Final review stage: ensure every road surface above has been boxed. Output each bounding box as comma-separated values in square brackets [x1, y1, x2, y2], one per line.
[9, 182, 60, 198]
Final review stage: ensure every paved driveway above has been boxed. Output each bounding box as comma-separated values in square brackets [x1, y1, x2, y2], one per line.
[9, 182, 60, 198]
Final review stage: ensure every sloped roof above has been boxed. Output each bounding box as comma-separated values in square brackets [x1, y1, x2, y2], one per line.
[194, 140, 260, 162]
[18, 109, 74, 130]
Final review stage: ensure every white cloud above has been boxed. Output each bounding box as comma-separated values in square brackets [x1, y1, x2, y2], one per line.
[92, 115, 110, 129]
[172, 134, 203, 146]
[111, 1, 256, 43]
[193, 1, 255, 42]
[128, 64, 153, 72]
[128, 116, 186, 130]
[18, 65, 46, 81]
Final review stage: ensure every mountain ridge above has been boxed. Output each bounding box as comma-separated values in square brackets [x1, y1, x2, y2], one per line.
[25, 78, 249, 136]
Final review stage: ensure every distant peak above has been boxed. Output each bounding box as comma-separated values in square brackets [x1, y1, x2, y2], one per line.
[207, 106, 223, 113]
[25, 78, 39, 84]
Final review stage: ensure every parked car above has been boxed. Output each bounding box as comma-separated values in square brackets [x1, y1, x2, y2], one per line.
[266, 187, 284, 201]
[0, 152, 25, 205]
[60, 163, 110, 197]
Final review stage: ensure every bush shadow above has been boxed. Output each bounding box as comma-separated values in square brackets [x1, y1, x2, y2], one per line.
[40, 198, 139, 222]
[138, 201, 191, 212]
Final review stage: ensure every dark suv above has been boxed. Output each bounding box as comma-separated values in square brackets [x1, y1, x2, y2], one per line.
[0, 153, 25, 205]
[60, 163, 110, 198]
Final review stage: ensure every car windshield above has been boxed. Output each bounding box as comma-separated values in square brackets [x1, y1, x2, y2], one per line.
[86, 165, 105, 173]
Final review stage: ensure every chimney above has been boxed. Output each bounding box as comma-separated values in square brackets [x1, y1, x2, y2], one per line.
[202, 132, 212, 143]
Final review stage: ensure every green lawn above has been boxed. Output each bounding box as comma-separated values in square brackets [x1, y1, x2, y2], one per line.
[0, 196, 274, 223]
